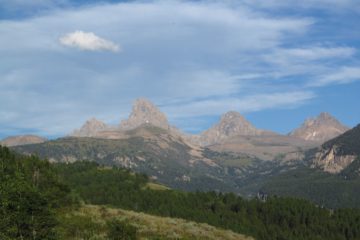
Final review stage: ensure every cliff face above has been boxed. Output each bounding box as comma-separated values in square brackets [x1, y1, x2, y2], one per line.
[310, 124, 360, 173]
[289, 112, 349, 143]
[312, 145, 357, 173]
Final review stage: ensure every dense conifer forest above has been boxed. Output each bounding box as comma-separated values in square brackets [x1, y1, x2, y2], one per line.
[2, 145, 360, 240]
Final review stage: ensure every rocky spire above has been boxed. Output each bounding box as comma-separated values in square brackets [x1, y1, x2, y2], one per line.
[289, 112, 349, 142]
[72, 118, 108, 137]
[119, 98, 170, 130]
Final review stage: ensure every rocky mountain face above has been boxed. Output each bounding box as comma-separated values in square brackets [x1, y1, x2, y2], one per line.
[192, 111, 272, 146]
[289, 112, 349, 143]
[13, 124, 293, 195]
[310, 124, 360, 173]
[185, 111, 321, 161]
[72, 118, 109, 137]
[120, 98, 170, 130]
[70, 98, 174, 139]
[0, 135, 47, 147]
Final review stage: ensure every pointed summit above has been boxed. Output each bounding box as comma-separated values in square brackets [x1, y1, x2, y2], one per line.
[289, 112, 349, 142]
[119, 98, 170, 130]
[198, 111, 268, 146]
[72, 118, 108, 137]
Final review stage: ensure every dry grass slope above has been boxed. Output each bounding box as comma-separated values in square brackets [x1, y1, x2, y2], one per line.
[70, 205, 253, 240]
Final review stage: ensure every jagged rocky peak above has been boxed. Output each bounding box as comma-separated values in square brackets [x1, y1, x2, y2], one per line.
[119, 98, 170, 130]
[0, 135, 47, 147]
[198, 111, 266, 146]
[289, 112, 349, 143]
[72, 118, 109, 137]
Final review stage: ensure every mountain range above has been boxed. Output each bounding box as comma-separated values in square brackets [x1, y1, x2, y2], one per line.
[2, 98, 359, 207]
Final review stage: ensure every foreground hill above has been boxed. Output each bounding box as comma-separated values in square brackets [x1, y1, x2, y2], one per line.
[58, 205, 252, 240]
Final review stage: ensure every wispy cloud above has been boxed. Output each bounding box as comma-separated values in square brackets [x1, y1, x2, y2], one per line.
[59, 31, 120, 52]
[241, 0, 360, 11]
[310, 67, 360, 87]
[164, 91, 316, 118]
[269, 47, 355, 62]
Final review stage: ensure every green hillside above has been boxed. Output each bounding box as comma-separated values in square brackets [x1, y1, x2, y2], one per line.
[261, 164, 360, 209]
[54, 161, 360, 240]
[58, 205, 252, 240]
[3, 145, 360, 240]
[261, 124, 360, 209]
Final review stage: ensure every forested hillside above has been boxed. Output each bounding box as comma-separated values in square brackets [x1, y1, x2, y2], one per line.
[261, 165, 360, 209]
[55, 161, 360, 240]
[2, 145, 360, 240]
[0, 146, 73, 239]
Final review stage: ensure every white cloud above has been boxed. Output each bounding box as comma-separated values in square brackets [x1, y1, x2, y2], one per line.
[259, 47, 356, 80]
[310, 67, 360, 86]
[59, 31, 120, 52]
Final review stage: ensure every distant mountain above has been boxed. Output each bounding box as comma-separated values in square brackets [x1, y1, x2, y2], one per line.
[190, 111, 274, 146]
[70, 98, 183, 140]
[185, 111, 317, 161]
[0, 135, 47, 147]
[289, 112, 349, 143]
[120, 98, 170, 130]
[71, 118, 109, 137]
[310, 124, 360, 173]
[13, 124, 294, 195]
[13, 125, 237, 192]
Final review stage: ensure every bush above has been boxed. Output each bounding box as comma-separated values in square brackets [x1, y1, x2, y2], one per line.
[106, 218, 137, 240]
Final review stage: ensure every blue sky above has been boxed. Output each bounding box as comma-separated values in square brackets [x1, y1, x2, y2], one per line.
[0, 0, 359, 138]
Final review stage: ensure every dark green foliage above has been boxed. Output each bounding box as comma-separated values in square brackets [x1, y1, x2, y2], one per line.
[341, 157, 360, 180]
[262, 164, 360, 209]
[55, 214, 104, 239]
[0, 145, 73, 240]
[106, 219, 137, 240]
[55, 161, 360, 240]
